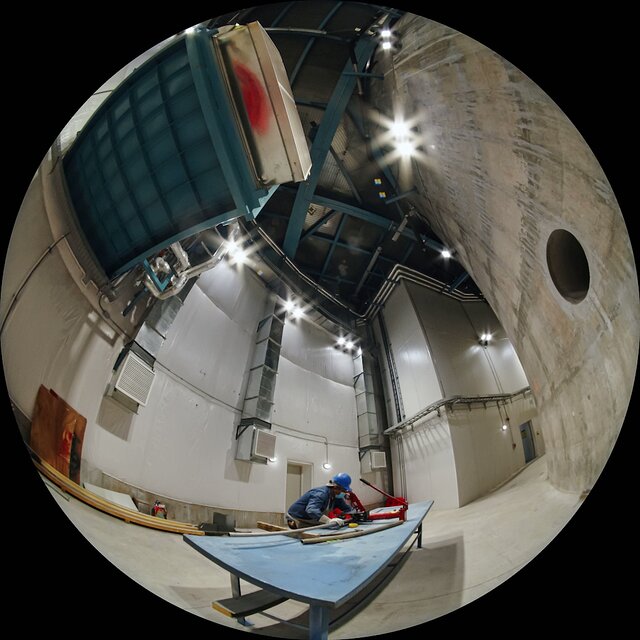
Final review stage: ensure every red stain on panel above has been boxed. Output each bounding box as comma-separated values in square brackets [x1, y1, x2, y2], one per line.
[233, 62, 270, 135]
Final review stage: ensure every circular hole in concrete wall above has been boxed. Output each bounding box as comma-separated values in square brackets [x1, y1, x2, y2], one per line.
[546, 229, 590, 304]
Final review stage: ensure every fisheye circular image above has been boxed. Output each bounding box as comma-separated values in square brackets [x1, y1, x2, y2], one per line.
[3, 3, 637, 638]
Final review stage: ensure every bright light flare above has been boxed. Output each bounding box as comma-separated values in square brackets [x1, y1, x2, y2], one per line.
[441, 249, 451, 258]
[380, 28, 392, 38]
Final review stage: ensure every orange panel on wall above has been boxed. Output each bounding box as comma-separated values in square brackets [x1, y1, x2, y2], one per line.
[29, 385, 87, 483]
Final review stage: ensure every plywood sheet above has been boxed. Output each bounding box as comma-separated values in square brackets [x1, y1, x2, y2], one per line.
[29, 385, 87, 483]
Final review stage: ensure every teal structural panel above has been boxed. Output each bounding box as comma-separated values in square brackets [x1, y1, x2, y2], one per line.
[63, 27, 275, 280]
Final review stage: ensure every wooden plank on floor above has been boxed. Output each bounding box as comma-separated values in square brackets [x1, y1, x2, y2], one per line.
[32, 455, 204, 535]
[212, 590, 288, 618]
[257, 521, 288, 532]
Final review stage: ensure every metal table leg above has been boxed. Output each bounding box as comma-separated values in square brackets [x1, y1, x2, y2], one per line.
[230, 574, 253, 627]
[309, 604, 329, 640]
[416, 522, 423, 549]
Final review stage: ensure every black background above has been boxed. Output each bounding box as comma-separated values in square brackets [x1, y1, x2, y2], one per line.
[5, 2, 635, 636]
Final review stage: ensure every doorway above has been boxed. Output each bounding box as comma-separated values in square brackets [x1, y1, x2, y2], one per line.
[286, 462, 312, 512]
[519, 421, 536, 463]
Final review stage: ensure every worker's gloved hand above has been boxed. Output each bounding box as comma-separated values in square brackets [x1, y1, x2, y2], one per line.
[329, 517, 344, 527]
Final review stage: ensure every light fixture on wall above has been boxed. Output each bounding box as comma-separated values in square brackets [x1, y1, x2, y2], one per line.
[322, 441, 331, 470]
[441, 248, 452, 258]
[479, 333, 492, 347]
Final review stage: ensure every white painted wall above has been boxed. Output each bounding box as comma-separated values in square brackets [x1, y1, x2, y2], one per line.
[272, 318, 379, 506]
[448, 394, 539, 506]
[405, 282, 529, 396]
[2, 187, 370, 511]
[381, 282, 442, 419]
[379, 280, 535, 511]
[389, 412, 460, 510]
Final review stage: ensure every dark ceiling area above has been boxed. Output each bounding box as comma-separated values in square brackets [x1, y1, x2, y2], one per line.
[207, 1, 483, 316]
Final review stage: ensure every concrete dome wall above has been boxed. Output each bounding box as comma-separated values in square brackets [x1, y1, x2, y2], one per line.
[373, 14, 639, 493]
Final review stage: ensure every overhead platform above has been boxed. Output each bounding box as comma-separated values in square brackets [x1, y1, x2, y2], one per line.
[184, 500, 434, 639]
[62, 22, 311, 280]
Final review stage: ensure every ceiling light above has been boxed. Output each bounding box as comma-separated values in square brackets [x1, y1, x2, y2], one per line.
[390, 119, 410, 139]
[293, 307, 304, 319]
[501, 424, 508, 432]
[381, 29, 392, 38]
[284, 300, 295, 312]
[323, 462, 332, 470]
[397, 140, 415, 156]
[346, 340, 354, 350]
[382, 41, 392, 50]
[441, 249, 451, 258]
[337, 337, 346, 346]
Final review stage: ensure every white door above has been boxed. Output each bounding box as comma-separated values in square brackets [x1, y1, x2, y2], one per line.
[286, 463, 303, 512]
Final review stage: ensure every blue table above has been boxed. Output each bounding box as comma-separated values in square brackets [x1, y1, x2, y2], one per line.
[184, 500, 434, 639]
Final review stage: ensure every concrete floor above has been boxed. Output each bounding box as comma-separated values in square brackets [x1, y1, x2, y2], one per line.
[18, 454, 600, 637]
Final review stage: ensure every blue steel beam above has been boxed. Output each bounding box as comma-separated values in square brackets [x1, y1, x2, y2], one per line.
[301, 210, 338, 241]
[289, 1, 344, 85]
[329, 146, 362, 203]
[310, 234, 377, 256]
[446, 271, 470, 292]
[312, 194, 415, 241]
[265, 28, 350, 43]
[320, 213, 348, 276]
[384, 188, 416, 205]
[283, 33, 379, 258]
[271, 1, 296, 26]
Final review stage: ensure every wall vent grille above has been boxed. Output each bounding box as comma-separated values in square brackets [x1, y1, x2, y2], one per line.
[114, 352, 155, 406]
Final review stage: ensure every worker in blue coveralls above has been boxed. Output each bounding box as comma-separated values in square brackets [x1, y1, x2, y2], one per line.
[286, 472, 355, 529]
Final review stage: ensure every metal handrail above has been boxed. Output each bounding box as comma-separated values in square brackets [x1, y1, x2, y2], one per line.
[383, 386, 533, 436]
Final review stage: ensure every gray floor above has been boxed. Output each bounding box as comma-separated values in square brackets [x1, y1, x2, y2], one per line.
[29, 454, 589, 637]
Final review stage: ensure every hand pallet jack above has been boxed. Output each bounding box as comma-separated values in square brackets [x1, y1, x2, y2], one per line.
[331, 478, 408, 522]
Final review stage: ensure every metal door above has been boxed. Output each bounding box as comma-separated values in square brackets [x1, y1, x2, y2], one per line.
[519, 421, 536, 463]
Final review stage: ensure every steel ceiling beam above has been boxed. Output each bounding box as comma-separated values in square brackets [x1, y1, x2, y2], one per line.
[289, 1, 344, 85]
[445, 271, 470, 292]
[271, 1, 296, 26]
[311, 234, 377, 256]
[312, 194, 414, 240]
[320, 213, 348, 276]
[301, 210, 338, 241]
[283, 33, 378, 258]
[329, 146, 362, 203]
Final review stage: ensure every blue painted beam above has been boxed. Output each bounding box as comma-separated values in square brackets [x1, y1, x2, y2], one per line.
[320, 213, 348, 276]
[271, 1, 296, 26]
[301, 210, 338, 240]
[310, 234, 377, 256]
[283, 34, 379, 258]
[265, 28, 350, 43]
[312, 195, 414, 240]
[289, 1, 343, 85]
[328, 146, 362, 203]
[384, 188, 416, 205]
[446, 271, 470, 292]
[420, 234, 447, 253]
